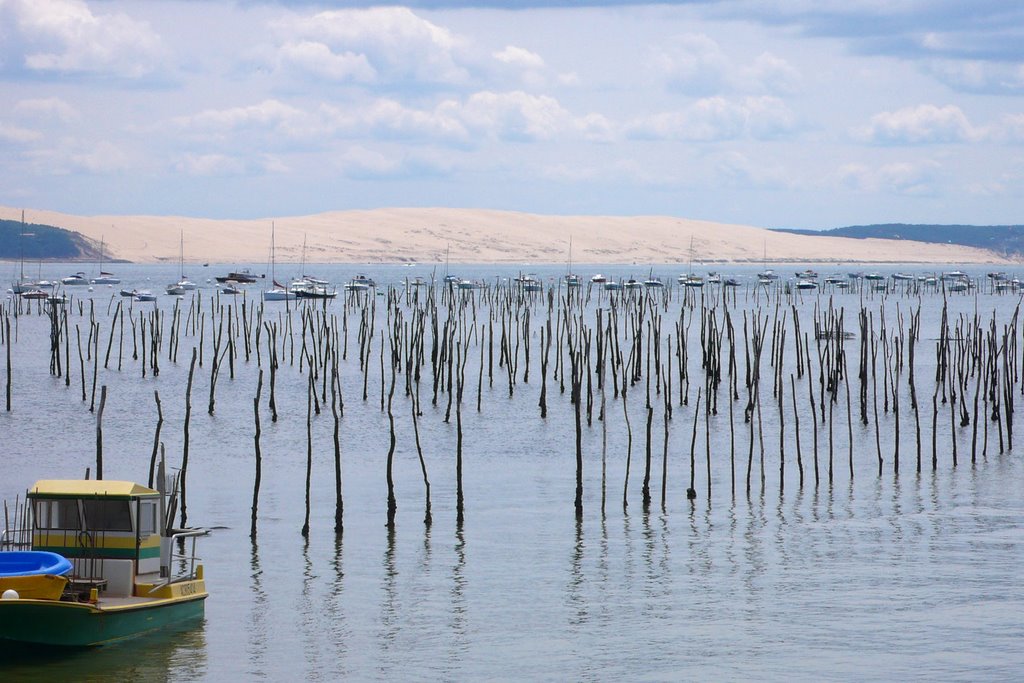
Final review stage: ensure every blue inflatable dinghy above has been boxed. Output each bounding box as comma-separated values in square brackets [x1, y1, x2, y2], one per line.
[0, 551, 73, 577]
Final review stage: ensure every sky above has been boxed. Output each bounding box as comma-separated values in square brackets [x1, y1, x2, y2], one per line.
[0, 0, 1022, 229]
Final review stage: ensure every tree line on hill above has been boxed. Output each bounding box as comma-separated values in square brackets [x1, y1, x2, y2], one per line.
[0, 219, 98, 260]
[772, 224, 1024, 257]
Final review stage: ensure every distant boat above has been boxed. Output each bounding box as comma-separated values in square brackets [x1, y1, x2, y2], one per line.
[222, 284, 243, 295]
[168, 231, 197, 293]
[892, 273, 914, 281]
[133, 290, 157, 302]
[215, 270, 260, 284]
[795, 279, 818, 290]
[591, 274, 607, 284]
[679, 236, 704, 287]
[294, 281, 338, 299]
[61, 272, 88, 286]
[18, 289, 49, 301]
[90, 237, 120, 284]
[603, 281, 624, 291]
[344, 274, 375, 292]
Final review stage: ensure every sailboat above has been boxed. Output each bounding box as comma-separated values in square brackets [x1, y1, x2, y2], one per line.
[758, 240, 778, 283]
[90, 235, 120, 284]
[563, 236, 580, 287]
[678, 236, 704, 287]
[443, 243, 458, 284]
[11, 211, 33, 294]
[166, 231, 198, 295]
[263, 222, 294, 302]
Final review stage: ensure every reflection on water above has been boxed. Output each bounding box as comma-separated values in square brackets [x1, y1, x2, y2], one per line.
[1, 263, 1023, 680]
[1, 619, 207, 683]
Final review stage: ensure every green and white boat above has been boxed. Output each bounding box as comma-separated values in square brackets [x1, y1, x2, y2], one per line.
[0, 474, 207, 647]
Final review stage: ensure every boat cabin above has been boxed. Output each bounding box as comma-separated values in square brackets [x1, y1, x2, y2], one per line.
[27, 480, 166, 598]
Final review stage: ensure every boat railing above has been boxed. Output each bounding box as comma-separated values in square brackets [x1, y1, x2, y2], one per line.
[0, 527, 32, 550]
[153, 529, 205, 592]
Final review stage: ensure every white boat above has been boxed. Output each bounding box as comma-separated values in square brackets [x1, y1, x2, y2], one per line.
[591, 274, 607, 284]
[222, 284, 243, 295]
[90, 237, 120, 284]
[344, 274, 375, 292]
[892, 273, 915, 281]
[262, 223, 294, 302]
[679, 274, 704, 288]
[706, 272, 721, 284]
[263, 282, 295, 301]
[517, 274, 542, 292]
[165, 284, 187, 296]
[91, 272, 121, 285]
[133, 290, 157, 302]
[795, 279, 818, 290]
[603, 281, 623, 291]
[457, 279, 482, 290]
[61, 272, 88, 286]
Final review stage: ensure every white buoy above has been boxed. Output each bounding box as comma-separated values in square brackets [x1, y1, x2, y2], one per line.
[2, 589, 20, 600]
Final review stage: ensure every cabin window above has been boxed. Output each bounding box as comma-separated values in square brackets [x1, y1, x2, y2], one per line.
[82, 499, 133, 532]
[34, 499, 81, 530]
[139, 501, 158, 535]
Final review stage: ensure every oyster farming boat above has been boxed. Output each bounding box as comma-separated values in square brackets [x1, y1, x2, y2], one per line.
[0, 477, 207, 647]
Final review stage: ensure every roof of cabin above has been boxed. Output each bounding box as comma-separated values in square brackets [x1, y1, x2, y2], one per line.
[28, 480, 159, 499]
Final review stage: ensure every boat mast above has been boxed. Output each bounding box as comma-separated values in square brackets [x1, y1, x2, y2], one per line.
[19, 210, 25, 282]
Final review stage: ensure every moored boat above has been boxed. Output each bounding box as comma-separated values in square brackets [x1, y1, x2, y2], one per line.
[0, 476, 207, 647]
[214, 270, 260, 284]
[61, 272, 88, 286]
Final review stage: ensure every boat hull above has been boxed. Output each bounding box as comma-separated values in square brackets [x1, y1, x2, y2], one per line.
[0, 594, 206, 647]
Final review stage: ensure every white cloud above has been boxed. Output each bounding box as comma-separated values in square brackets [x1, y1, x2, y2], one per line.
[650, 33, 731, 95]
[0, 122, 42, 144]
[9, 0, 162, 77]
[836, 160, 942, 195]
[14, 97, 78, 123]
[626, 96, 798, 141]
[741, 52, 802, 94]
[924, 60, 1024, 95]
[651, 34, 802, 96]
[174, 153, 247, 177]
[493, 45, 545, 70]
[173, 100, 312, 139]
[453, 90, 578, 142]
[714, 151, 794, 189]
[276, 41, 376, 82]
[856, 104, 983, 144]
[273, 7, 468, 85]
[24, 140, 133, 175]
[335, 146, 452, 180]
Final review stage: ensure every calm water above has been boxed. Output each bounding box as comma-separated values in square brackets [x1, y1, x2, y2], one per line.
[1, 262, 1022, 681]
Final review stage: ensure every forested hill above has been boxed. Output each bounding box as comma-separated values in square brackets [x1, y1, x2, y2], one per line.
[773, 224, 1024, 256]
[0, 219, 98, 260]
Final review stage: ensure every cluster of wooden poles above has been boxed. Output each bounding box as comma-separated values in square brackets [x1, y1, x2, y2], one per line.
[0, 277, 1019, 538]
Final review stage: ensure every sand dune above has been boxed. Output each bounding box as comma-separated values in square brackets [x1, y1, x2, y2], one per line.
[0, 206, 1008, 265]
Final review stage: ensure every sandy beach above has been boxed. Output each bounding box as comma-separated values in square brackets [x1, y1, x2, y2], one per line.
[0, 206, 1008, 265]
